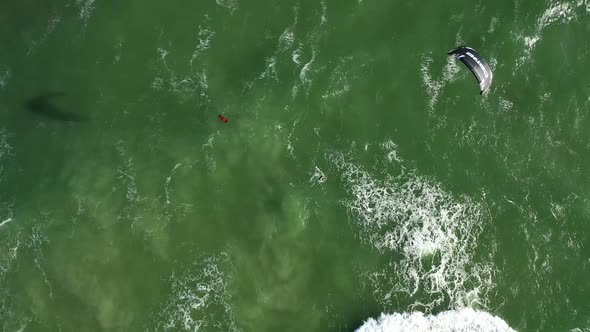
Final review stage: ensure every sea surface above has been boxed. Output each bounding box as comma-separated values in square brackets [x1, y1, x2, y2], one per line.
[1, 0, 590, 331]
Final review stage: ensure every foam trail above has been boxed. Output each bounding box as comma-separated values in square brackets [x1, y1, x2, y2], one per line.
[0, 218, 12, 228]
[356, 308, 515, 332]
[420, 55, 444, 111]
[420, 29, 463, 111]
[309, 166, 326, 185]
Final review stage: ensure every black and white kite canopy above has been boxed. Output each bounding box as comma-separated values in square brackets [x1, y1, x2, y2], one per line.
[448, 46, 493, 94]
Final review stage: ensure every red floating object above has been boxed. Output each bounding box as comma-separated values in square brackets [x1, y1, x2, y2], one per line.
[218, 115, 228, 123]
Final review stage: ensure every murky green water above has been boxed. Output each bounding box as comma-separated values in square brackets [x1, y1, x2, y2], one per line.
[1, 0, 590, 331]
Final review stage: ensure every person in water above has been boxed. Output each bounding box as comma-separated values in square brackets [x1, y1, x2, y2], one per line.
[218, 115, 228, 123]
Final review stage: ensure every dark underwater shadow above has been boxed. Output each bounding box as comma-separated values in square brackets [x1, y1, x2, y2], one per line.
[24, 92, 88, 122]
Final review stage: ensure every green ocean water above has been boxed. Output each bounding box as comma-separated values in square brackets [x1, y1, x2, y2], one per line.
[1, 0, 590, 331]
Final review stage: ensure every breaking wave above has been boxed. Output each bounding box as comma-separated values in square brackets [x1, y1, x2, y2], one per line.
[356, 308, 514, 332]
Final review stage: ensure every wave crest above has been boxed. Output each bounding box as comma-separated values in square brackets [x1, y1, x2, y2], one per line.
[356, 308, 515, 332]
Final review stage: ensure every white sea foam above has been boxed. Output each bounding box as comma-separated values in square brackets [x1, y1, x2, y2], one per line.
[329, 143, 494, 312]
[257, 3, 326, 98]
[0, 218, 11, 228]
[322, 56, 354, 101]
[421, 35, 469, 112]
[0, 231, 18, 274]
[27, 15, 61, 55]
[259, 56, 278, 82]
[190, 24, 215, 67]
[292, 46, 303, 65]
[216, 0, 238, 13]
[201, 132, 221, 173]
[320, 0, 328, 25]
[151, 14, 214, 103]
[261, 2, 327, 98]
[0, 128, 13, 182]
[75, 0, 96, 24]
[0, 218, 21, 328]
[25, 224, 53, 300]
[420, 56, 444, 112]
[155, 253, 239, 332]
[498, 98, 513, 112]
[442, 55, 462, 84]
[153, 46, 210, 104]
[488, 17, 499, 34]
[0, 68, 11, 90]
[291, 1, 331, 97]
[164, 163, 182, 205]
[0, 129, 12, 161]
[421, 29, 464, 111]
[309, 166, 326, 185]
[292, 49, 317, 98]
[516, 0, 589, 69]
[253, 6, 299, 87]
[356, 308, 515, 332]
[429, 29, 464, 100]
[299, 50, 316, 84]
[113, 36, 124, 64]
[115, 141, 140, 204]
[278, 28, 296, 52]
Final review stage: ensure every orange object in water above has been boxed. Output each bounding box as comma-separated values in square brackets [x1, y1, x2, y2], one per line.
[218, 115, 228, 123]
